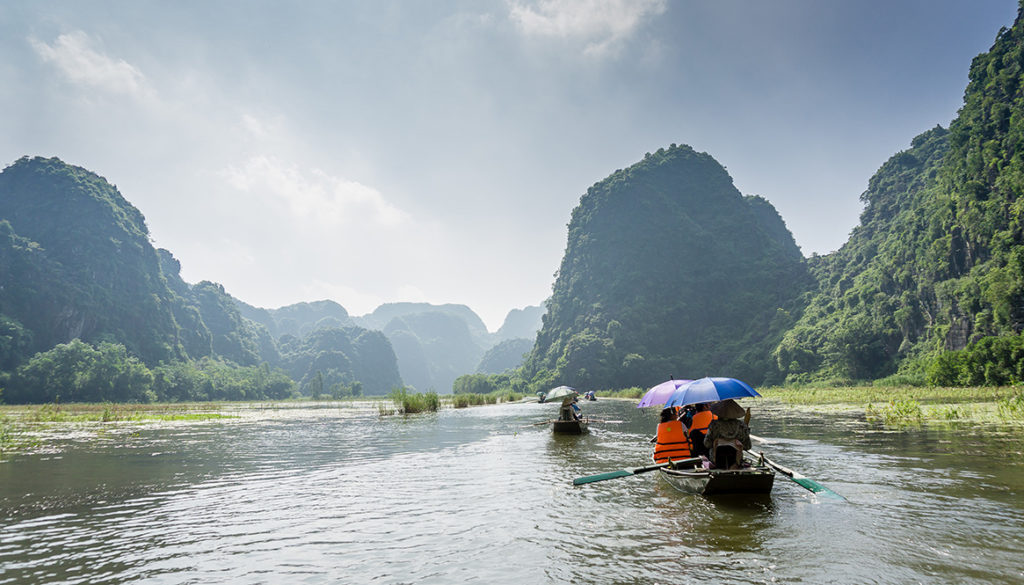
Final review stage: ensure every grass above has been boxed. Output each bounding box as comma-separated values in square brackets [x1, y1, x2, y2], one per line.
[10, 402, 234, 423]
[760, 385, 1024, 426]
[759, 385, 1019, 405]
[0, 402, 237, 459]
[0, 414, 15, 456]
[386, 388, 441, 415]
[598, 386, 645, 399]
[448, 390, 530, 408]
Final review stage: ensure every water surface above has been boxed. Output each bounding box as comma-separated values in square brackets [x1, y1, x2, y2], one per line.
[1, 400, 1022, 584]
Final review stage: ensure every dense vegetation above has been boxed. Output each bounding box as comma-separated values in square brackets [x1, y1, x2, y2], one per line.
[776, 7, 1024, 385]
[476, 338, 534, 374]
[1, 339, 293, 403]
[521, 144, 812, 391]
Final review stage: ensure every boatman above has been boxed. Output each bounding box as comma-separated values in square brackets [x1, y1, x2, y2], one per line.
[653, 407, 693, 465]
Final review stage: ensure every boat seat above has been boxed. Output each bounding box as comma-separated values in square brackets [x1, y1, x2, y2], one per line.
[711, 439, 744, 470]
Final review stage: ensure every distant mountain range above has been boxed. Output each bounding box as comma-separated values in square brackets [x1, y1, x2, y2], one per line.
[0, 157, 541, 400]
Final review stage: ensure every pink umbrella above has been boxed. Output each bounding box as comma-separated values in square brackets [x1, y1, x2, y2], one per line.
[636, 379, 694, 408]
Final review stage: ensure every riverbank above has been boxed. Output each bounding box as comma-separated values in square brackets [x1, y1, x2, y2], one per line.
[757, 385, 1024, 425]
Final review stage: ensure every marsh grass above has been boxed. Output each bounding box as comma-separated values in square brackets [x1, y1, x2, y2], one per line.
[448, 391, 529, 408]
[0, 402, 236, 457]
[12, 402, 234, 423]
[387, 388, 440, 415]
[0, 414, 14, 456]
[763, 385, 1024, 425]
[600, 387, 645, 399]
[998, 392, 1024, 418]
[866, 399, 923, 426]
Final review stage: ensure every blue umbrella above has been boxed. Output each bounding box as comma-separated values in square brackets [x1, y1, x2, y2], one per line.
[636, 379, 694, 408]
[664, 377, 760, 407]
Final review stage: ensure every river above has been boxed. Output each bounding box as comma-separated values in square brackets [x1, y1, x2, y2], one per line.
[1, 399, 1022, 584]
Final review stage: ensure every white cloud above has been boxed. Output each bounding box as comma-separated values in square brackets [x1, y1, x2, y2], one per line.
[221, 155, 410, 228]
[507, 0, 667, 56]
[30, 31, 152, 98]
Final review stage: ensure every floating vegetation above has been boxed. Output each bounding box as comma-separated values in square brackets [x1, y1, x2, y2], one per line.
[0, 415, 14, 457]
[866, 399, 923, 426]
[761, 385, 1018, 406]
[14, 402, 235, 423]
[998, 392, 1024, 419]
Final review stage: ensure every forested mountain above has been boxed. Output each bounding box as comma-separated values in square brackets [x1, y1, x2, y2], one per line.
[0, 157, 402, 402]
[775, 8, 1024, 384]
[382, 311, 484, 392]
[522, 145, 812, 390]
[238, 299, 351, 340]
[476, 337, 534, 374]
[0, 157, 185, 365]
[494, 305, 544, 342]
[352, 303, 491, 344]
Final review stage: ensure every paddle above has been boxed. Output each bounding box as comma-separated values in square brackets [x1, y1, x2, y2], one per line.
[573, 457, 702, 486]
[751, 452, 846, 501]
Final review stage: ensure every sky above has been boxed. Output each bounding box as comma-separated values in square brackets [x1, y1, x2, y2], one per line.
[1, 1, 1019, 331]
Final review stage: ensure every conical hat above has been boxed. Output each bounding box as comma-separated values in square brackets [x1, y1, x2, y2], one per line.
[711, 398, 746, 419]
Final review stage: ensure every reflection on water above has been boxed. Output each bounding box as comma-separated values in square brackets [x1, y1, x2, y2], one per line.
[1, 400, 1023, 584]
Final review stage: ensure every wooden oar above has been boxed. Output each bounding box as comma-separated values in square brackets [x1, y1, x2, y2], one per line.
[523, 419, 557, 427]
[573, 457, 702, 486]
[752, 452, 846, 500]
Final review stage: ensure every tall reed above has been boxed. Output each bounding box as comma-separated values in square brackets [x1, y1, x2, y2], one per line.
[388, 388, 440, 414]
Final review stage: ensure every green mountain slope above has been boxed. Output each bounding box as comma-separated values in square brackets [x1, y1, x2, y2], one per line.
[523, 144, 812, 390]
[0, 157, 184, 364]
[776, 6, 1024, 384]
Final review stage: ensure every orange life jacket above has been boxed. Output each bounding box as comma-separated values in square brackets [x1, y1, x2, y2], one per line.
[690, 410, 716, 434]
[653, 420, 692, 463]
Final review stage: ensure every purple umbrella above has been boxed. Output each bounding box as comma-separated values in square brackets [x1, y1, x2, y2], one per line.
[664, 377, 760, 407]
[636, 379, 694, 408]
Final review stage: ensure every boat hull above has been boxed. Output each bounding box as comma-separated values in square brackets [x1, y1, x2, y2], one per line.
[658, 465, 775, 496]
[552, 418, 588, 434]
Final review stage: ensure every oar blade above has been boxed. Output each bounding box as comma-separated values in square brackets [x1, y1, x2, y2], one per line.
[757, 453, 846, 501]
[791, 477, 846, 501]
[573, 469, 633, 485]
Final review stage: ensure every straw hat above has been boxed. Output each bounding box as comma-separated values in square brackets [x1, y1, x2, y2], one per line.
[711, 398, 746, 419]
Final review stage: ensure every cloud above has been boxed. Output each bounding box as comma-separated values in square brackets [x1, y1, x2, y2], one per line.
[30, 31, 152, 99]
[507, 0, 667, 56]
[220, 155, 410, 228]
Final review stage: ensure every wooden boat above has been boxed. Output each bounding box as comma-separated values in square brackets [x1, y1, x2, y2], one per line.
[552, 416, 589, 434]
[655, 454, 774, 496]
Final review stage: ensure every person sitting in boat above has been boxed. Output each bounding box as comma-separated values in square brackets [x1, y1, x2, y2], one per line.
[678, 404, 695, 429]
[559, 396, 581, 421]
[687, 403, 716, 458]
[653, 407, 694, 466]
[704, 399, 752, 470]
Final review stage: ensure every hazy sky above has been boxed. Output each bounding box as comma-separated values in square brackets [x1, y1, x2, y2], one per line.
[1, 1, 1018, 331]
